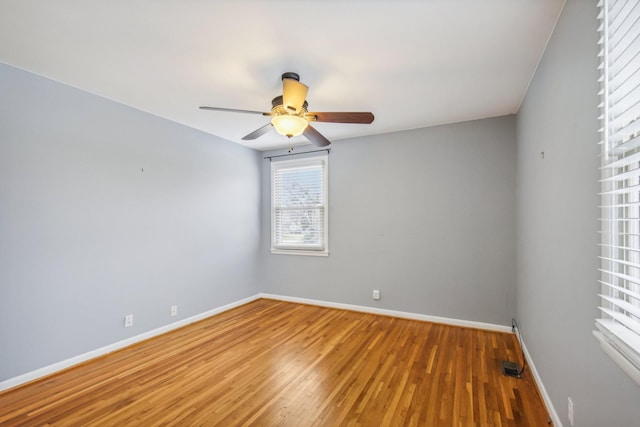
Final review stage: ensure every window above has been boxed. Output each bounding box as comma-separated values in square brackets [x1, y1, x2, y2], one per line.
[595, 0, 640, 385]
[271, 155, 328, 256]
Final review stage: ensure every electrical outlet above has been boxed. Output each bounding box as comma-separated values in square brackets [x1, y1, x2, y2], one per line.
[568, 396, 574, 426]
[124, 314, 133, 328]
[372, 290, 381, 300]
[171, 305, 178, 317]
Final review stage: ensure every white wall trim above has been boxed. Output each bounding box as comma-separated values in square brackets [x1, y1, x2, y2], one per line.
[259, 293, 512, 333]
[516, 328, 562, 427]
[0, 294, 261, 393]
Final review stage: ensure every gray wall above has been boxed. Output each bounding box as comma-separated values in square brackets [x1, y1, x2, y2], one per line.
[261, 116, 517, 326]
[516, 0, 640, 425]
[0, 63, 262, 381]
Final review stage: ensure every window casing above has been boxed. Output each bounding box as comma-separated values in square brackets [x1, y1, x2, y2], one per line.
[595, 0, 640, 385]
[271, 155, 328, 256]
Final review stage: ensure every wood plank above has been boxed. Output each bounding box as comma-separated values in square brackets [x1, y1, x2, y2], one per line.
[0, 299, 551, 426]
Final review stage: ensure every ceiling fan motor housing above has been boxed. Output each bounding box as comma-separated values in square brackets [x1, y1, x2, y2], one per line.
[271, 95, 308, 111]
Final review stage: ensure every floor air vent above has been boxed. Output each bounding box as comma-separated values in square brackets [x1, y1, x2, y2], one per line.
[500, 360, 522, 378]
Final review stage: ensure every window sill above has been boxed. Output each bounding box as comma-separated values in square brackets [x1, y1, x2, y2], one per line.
[270, 249, 329, 257]
[593, 330, 640, 387]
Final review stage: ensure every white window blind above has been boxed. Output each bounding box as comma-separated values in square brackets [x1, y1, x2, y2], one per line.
[271, 155, 328, 255]
[595, 0, 640, 385]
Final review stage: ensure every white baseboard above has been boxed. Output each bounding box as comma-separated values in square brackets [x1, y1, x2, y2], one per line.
[0, 294, 261, 393]
[516, 327, 562, 427]
[259, 293, 512, 333]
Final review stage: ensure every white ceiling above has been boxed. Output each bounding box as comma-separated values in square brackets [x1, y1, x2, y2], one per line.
[0, 0, 565, 151]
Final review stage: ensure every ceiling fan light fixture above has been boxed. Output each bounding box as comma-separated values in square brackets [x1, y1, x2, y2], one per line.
[200, 72, 374, 146]
[271, 114, 308, 138]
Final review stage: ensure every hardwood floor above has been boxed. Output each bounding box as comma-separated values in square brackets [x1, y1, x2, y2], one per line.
[0, 299, 550, 426]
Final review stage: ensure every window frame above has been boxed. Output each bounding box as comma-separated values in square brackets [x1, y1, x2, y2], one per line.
[270, 155, 329, 257]
[595, 0, 640, 386]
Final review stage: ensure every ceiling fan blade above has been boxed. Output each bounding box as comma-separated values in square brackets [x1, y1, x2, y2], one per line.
[282, 78, 309, 114]
[305, 112, 374, 124]
[199, 106, 271, 116]
[303, 124, 331, 147]
[241, 123, 273, 140]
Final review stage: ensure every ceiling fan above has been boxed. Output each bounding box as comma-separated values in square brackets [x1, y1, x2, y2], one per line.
[199, 72, 374, 147]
